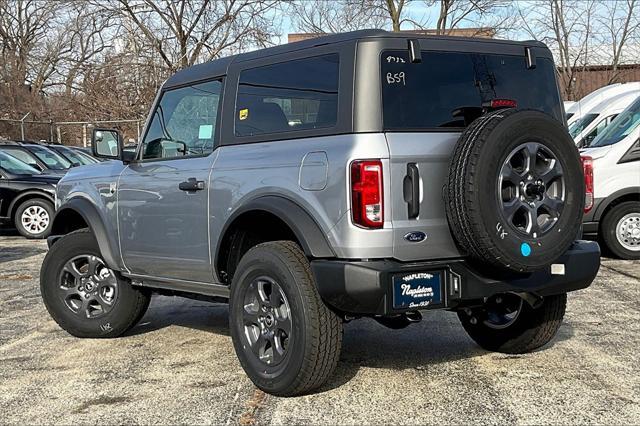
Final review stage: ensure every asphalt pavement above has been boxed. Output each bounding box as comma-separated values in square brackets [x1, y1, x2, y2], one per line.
[0, 232, 638, 424]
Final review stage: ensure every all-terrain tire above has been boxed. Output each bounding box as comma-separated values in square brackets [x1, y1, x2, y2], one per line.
[14, 198, 54, 239]
[446, 109, 584, 273]
[40, 229, 151, 338]
[601, 201, 640, 260]
[457, 293, 567, 353]
[229, 241, 343, 397]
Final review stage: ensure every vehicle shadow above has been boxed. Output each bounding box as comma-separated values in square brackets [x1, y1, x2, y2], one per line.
[0, 227, 48, 264]
[126, 295, 231, 337]
[320, 314, 576, 392]
[126, 297, 575, 394]
[0, 226, 19, 237]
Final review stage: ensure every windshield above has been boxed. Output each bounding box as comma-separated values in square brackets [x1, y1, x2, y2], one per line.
[569, 113, 598, 137]
[590, 97, 640, 147]
[56, 146, 94, 165]
[0, 151, 41, 175]
[28, 145, 71, 169]
[75, 150, 99, 164]
[381, 51, 562, 129]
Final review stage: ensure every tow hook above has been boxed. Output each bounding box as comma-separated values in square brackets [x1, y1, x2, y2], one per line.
[405, 311, 422, 323]
[375, 311, 423, 329]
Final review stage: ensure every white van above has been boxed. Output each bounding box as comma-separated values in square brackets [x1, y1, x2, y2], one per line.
[581, 95, 640, 259]
[564, 101, 576, 119]
[567, 82, 640, 126]
[570, 91, 640, 147]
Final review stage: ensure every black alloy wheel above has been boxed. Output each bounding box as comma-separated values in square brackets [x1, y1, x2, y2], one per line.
[40, 229, 151, 338]
[499, 142, 565, 238]
[59, 254, 119, 319]
[240, 276, 293, 367]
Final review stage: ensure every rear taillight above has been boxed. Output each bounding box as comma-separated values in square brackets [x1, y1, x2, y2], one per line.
[351, 160, 383, 229]
[483, 99, 518, 109]
[581, 156, 594, 213]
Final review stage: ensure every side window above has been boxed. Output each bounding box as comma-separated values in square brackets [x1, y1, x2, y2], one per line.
[235, 54, 339, 137]
[583, 116, 614, 146]
[5, 149, 37, 167]
[142, 79, 222, 160]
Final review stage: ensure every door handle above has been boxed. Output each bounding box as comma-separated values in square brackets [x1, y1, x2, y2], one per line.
[178, 178, 205, 191]
[403, 163, 420, 219]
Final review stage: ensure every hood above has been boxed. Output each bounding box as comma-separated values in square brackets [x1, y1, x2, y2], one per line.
[45, 168, 68, 176]
[13, 174, 61, 185]
[579, 145, 612, 160]
[58, 158, 126, 184]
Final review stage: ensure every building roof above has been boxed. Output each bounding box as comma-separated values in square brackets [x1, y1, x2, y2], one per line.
[287, 27, 497, 43]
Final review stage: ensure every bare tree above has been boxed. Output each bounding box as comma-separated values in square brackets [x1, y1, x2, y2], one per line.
[516, 0, 597, 100]
[61, 2, 117, 97]
[290, 0, 510, 36]
[595, 0, 639, 84]
[0, 0, 65, 116]
[431, 0, 512, 36]
[104, 0, 280, 72]
[515, 0, 639, 99]
[290, 0, 387, 34]
[383, 0, 408, 31]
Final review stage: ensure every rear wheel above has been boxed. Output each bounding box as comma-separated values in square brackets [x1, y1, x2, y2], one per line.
[601, 201, 640, 260]
[40, 229, 151, 338]
[229, 241, 343, 396]
[14, 198, 54, 239]
[457, 293, 567, 354]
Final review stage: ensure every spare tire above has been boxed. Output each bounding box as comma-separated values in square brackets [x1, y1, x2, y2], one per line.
[446, 109, 584, 273]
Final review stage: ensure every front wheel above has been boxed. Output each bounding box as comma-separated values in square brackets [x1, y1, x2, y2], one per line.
[15, 198, 54, 239]
[229, 241, 343, 397]
[457, 293, 566, 354]
[40, 229, 151, 338]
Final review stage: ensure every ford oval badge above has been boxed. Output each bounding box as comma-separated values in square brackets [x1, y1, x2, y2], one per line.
[404, 231, 427, 243]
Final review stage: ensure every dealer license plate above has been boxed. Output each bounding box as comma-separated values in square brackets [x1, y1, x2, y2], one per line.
[392, 271, 443, 309]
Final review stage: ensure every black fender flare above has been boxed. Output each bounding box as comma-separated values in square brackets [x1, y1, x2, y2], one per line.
[49, 198, 121, 270]
[8, 190, 55, 218]
[592, 186, 640, 222]
[215, 195, 335, 265]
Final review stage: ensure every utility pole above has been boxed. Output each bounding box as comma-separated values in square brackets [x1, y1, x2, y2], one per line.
[20, 112, 31, 140]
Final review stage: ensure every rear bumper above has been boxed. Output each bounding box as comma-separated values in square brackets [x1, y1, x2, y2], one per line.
[311, 240, 600, 315]
[582, 221, 599, 238]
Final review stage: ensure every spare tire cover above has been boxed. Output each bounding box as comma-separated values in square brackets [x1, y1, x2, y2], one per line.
[446, 109, 584, 273]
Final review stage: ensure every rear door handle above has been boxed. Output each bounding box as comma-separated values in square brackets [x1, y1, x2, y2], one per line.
[179, 178, 205, 191]
[403, 163, 420, 219]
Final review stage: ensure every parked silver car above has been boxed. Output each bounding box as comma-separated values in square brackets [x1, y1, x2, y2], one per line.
[40, 30, 600, 396]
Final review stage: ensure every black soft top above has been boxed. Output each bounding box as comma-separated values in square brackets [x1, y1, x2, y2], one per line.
[164, 29, 547, 89]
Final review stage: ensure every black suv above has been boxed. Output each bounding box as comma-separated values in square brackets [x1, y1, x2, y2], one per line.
[0, 151, 59, 238]
[0, 141, 71, 175]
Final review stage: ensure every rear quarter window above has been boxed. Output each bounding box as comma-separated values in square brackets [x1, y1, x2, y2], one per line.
[235, 54, 339, 137]
[381, 50, 562, 130]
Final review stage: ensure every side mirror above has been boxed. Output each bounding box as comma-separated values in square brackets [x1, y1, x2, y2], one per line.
[160, 140, 188, 157]
[92, 128, 124, 161]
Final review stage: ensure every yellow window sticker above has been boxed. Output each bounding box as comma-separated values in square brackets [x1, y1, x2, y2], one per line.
[239, 108, 249, 120]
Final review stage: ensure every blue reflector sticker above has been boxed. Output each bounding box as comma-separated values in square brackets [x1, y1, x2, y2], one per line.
[520, 242, 532, 257]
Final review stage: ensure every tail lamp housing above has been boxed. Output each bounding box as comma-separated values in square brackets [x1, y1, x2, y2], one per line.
[483, 99, 518, 109]
[581, 155, 594, 213]
[351, 160, 384, 228]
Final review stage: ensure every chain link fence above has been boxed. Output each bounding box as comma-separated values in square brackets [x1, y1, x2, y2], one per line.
[0, 117, 144, 146]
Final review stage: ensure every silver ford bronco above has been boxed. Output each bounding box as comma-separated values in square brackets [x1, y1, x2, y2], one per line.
[41, 30, 600, 396]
